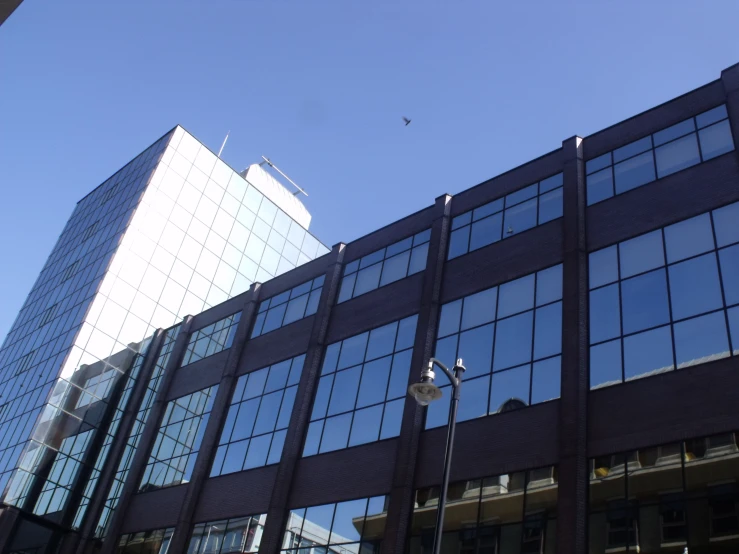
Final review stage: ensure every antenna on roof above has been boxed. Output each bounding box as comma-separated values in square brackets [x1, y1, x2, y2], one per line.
[217, 131, 230, 158]
[259, 156, 309, 197]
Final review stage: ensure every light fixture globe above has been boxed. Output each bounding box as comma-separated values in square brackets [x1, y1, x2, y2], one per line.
[408, 380, 443, 406]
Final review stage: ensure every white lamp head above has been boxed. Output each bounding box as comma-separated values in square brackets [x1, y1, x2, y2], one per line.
[408, 365, 442, 406]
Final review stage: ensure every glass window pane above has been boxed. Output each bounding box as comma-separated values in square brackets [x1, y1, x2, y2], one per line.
[458, 324, 495, 379]
[311, 375, 333, 420]
[493, 312, 533, 371]
[534, 302, 562, 359]
[387, 350, 412, 399]
[586, 168, 614, 205]
[461, 288, 497, 331]
[457, 375, 490, 422]
[506, 184, 537, 207]
[380, 398, 404, 439]
[498, 274, 535, 318]
[276, 386, 296, 429]
[696, 105, 728, 128]
[613, 151, 656, 194]
[590, 285, 621, 343]
[664, 213, 714, 263]
[319, 414, 352, 453]
[332, 499, 367, 543]
[451, 212, 472, 230]
[338, 333, 369, 369]
[653, 119, 695, 146]
[589, 246, 618, 288]
[538, 188, 563, 224]
[699, 120, 735, 161]
[540, 173, 563, 193]
[252, 391, 282, 435]
[586, 152, 612, 174]
[619, 230, 664, 279]
[366, 323, 398, 361]
[327, 367, 361, 416]
[408, 243, 428, 275]
[265, 361, 291, 393]
[668, 253, 723, 320]
[655, 134, 700, 178]
[268, 429, 287, 464]
[386, 237, 413, 258]
[537, 265, 562, 306]
[590, 340, 622, 389]
[244, 369, 268, 399]
[473, 199, 504, 221]
[396, 315, 417, 350]
[490, 365, 530, 413]
[728, 306, 739, 355]
[283, 295, 308, 325]
[414, 229, 431, 245]
[243, 433, 271, 469]
[503, 198, 537, 236]
[356, 357, 391, 408]
[337, 274, 356, 303]
[448, 227, 470, 260]
[379, 251, 410, 286]
[424, 385, 451, 429]
[434, 335, 458, 373]
[231, 400, 258, 442]
[353, 264, 382, 297]
[613, 136, 652, 163]
[302, 421, 323, 456]
[303, 504, 335, 545]
[438, 300, 462, 338]
[623, 326, 674, 381]
[222, 440, 248, 474]
[713, 201, 739, 247]
[673, 311, 729, 369]
[348, 405, 382, 447]
[469, 213, 503, 251]
[360, 250, 385, 269]
[720, 244, 739, 306]
[531, 356, 561, 404]
[622, 269, 670, 334]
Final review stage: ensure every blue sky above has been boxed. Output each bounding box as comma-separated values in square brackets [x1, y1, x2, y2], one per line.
[1, 0, 738, 340]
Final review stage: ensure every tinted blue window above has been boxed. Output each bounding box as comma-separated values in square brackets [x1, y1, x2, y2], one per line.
[720, 245, 739, 306]
[498, 274, 535, 318]
[586, 152, 612, 173]
[473, 199, 503, 221]
[348, 405, 382, 447]
[424, 384, 451, 429]
[623, 326, 673, 381]
[586, 168, 614, 206]
[504, 198, 537, 236]
[653, 119, 695, 146]
[614, 152, 655, 194]
[387, 350, 412, 399]
[699, 120, 735, 160]
[380, 251, 410, 286]
[338, 333, 369, 370]
[696, 105, 728, 128]
[590, 285, 621, 343]
[613, 136, 652, 163]
[493, 312, 533, 371]
[506, 184, 537, 207]
[354, 264, 382, 297]
[366, 322, 397, 360]
[489, 365, 530, 413]
[590, 340, 622, 389]
[380, 399, 404, 439]
[713, 202, 739, 247]
[458, 324, 495, 379]
[728, 307, 739, 355]
[536, 265, 563, 306]
[531, 357, 561, 404]
[538, 188, 563, 224]
[469, 213, 503, 251]
[621, 270, 670, 334]
[664, 214, 714, 263]
[448, 227, 470, 260]
[408, 243, 428, 275]
[319, 414, 351, 453]
[327, 367, 361, 415]
[452, 212, 472, 230]
[438, 300, 462, 338]
[540, 173, 563, 193]
[619, 231, 664, 279]
[534, 303, 562, 359]
[589, 246, 619, 288]
[337, 274, 356, 303]
[356, 357, 391, 408]
[673, 312, 729, 369]
[244, 434, 270, 469]
[457, 375, 490, 422]
[655, 134, 700, 178]
[461, 288, 497, 331]
[668, 254, 723, 320]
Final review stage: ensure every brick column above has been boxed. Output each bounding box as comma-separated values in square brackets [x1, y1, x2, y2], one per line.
[165, 284, 261, 554]
[257, 243, 346, 554]
[99, 316, 194, 554]
[557, 136, 588, 554]
[381, 194, 452, 554]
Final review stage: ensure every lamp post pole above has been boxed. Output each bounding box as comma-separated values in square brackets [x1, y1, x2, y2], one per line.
[408, 357, 466, 554]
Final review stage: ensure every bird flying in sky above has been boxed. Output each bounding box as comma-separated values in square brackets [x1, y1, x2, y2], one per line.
[402, 117, 411, 126]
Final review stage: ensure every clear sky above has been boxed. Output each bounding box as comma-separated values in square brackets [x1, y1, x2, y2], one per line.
[1, 0, 738, 340]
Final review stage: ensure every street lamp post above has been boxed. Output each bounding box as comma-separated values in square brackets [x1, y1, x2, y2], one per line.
[408, 357, 466, 554]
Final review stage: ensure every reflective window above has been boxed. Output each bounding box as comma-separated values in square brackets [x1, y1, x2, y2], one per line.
[449, 173, 564, 260]
[182, 313, 241, 366]
[427, 265, 562, 429]
[303, 315, 418, 456]
[410, 466, 557, 554]
[338, 230, 430, 302]
[589, 202, 739, 389]
[589, 432, 739, 553]
[188, 514, 266, 554]
[139, 385, 218, 491]
[251, 276, 324, 337]
[116, 527, 173, 554]
[210, 355, 304, 476]
[586, 104, 735, 205]
[282, 495, 388, 553]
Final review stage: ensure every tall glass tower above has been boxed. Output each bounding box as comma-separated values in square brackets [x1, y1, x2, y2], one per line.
[0, 126, 327, 538]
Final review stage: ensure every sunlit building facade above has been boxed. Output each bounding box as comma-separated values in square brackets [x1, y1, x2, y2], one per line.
[1, 64, 739, 554]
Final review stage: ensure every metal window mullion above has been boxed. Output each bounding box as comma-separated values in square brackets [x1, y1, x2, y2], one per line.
[709, 212, 735, 357]
[659, 229, 679, 372]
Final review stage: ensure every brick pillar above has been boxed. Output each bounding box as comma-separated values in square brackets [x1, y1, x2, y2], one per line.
[257, 243, 346, 554]
[165, 284, 261, 553]
[99, 316, 195, 554]
[557, 136, 588, 554]
[381, 194, 452, 554]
